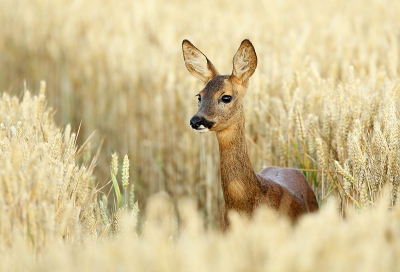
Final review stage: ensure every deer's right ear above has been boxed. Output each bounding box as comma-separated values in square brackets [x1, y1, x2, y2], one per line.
[182, 40, 219, 84]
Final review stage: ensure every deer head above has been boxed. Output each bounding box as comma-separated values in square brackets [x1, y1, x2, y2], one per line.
[182, 39, 257, 133]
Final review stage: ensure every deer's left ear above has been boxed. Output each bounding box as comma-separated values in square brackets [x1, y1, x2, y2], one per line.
[230, 40, 257, 86]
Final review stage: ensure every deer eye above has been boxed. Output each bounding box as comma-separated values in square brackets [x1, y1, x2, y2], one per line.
[221, 95, 232, 103]
[196, 94, 201, 102]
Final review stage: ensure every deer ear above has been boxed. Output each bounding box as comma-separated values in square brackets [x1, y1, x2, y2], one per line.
[231, 39, 257, 86]
[182, 40, 219, 84]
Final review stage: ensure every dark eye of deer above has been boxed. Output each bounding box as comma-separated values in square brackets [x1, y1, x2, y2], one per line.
[196, 94, 201, 102]
[221, 95, 232, 103]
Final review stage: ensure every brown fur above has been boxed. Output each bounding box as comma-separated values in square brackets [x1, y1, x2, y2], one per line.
[182, 39, 319, 231]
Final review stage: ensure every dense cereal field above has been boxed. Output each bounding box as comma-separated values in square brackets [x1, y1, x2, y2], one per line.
[1, 0, 400, 270]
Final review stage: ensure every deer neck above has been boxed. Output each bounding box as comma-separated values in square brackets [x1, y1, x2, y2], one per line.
[216, 117, 259, 209]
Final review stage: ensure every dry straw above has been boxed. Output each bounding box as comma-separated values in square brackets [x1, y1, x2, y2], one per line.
[0, 82, 98, 253]
[2, 0, 400, 222]
[1, 0, 400, 269]
[0, 84, 138, 257]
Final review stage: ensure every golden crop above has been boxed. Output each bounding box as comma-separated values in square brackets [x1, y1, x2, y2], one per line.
[1, 0, 400, 270]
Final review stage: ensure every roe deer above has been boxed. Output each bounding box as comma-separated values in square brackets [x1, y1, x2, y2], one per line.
[182, 39, 319, 231]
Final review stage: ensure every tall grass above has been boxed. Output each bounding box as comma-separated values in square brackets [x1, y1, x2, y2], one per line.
[0, 82, 99, 253]
[0, 84, 137, 257]
[2, 0, 400, 224]
[3, 188, 400, 271]
[1, 1, 400, 269]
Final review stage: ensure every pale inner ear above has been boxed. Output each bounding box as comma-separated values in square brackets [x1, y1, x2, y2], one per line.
[231, 40, 257, 85]
[234, 48, 251, 76]
[182, 41, 219, 83]
[185, 50, 210, 76]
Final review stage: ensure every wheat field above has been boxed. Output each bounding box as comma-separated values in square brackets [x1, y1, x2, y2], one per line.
[1, 0, 400, 270]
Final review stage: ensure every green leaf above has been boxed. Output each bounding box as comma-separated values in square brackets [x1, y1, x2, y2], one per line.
[111, 172, 122, 208]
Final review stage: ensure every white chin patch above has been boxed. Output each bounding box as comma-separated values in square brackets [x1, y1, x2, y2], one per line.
[193, 125, 209, 133]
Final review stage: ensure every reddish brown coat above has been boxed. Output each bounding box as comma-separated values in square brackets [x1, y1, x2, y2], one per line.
[182, 39, 318, 231]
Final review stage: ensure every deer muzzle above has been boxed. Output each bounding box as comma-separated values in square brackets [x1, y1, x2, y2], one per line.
[190, 116, 214, 133]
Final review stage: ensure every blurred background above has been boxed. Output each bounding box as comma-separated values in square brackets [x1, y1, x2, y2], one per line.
[1, 0, 400, 227]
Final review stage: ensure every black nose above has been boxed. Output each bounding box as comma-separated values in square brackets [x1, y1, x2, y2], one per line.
[190, 116, 202, 129]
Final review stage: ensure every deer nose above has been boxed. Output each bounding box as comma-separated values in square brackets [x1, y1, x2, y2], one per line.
[190, 116, 202, 129]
